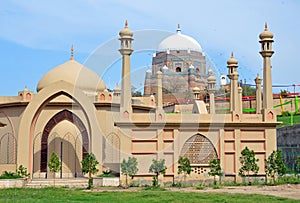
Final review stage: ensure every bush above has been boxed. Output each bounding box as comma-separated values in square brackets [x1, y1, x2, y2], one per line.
[281, 111, 291, 117]
[275, 175, 300, 185]
[129, 182, 140, 187]
[195, 184, 205, 190]
[212, 184, 221, 189]
[97, 173, 115, 178]
[171, 182, 182, 188]
[0, 171, 22, 179]
[17, 165, 30, 178]
[142, 185, 166, 191]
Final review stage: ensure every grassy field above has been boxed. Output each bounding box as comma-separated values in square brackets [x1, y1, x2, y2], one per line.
[277, 114, 300, 128]
[0, 187, 298, 203]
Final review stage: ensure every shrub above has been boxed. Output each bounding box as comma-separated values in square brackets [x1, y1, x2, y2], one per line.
[281, 111, 291, 117]
[17, 165, 30, 178]
[0, 171, 22, 179]
[142, 185, 166, 191]
[195, 184, 205, 190]
[98, 173, 115, 178]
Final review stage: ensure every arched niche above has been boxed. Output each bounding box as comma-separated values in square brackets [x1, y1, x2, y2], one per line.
[40, 109, 88, 172]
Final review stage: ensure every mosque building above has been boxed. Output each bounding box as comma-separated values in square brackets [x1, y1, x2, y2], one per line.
[0, 21, 277, 184]
[144, 24, 207, 104]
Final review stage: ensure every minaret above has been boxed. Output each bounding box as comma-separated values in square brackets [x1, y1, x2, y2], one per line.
[238, 85, 243, 113]
[207, 69, 216, 114]
[144, 69, 152, 96]
[227, 52, 239, 112]
[156, 71, 164, 120]
[119, 20, 134, 117]
[255, 74, 262, 114]
[156, 71, 163, 108]
[259, 23, 274, 113]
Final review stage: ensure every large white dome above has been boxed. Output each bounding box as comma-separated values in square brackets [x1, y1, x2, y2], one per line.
[158, 31, 202, 52]
[37, 60, 106, 93]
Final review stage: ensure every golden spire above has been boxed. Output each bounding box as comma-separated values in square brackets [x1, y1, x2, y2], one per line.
[125, 20, 128, 28]
[264, 22, 268, 31]
[70, 45, 74, 60]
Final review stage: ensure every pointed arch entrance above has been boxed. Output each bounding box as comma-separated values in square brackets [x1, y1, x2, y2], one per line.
[40, 110, 89, 174]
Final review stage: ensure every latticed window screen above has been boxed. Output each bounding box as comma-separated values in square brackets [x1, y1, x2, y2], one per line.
[180, 134, 217, 164]
[0, 133, 16, 164]
[104, 134, 120, 163]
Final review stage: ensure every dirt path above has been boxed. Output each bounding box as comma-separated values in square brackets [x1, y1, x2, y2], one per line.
[94, 184, 300, 200]
[168, 184, 300, 200]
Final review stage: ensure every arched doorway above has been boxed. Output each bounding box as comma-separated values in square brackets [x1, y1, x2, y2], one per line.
[39, 110, 89, 178]
[180, 134, 218, 175]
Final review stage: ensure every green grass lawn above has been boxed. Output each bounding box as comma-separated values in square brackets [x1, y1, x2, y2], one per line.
[0, 187, 297, 203]
[277, 114, 300, 128]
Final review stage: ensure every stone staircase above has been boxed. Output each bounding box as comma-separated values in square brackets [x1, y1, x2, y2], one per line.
[26, 178, 89, 188]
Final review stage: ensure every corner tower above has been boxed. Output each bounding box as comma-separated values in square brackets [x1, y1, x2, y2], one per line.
[119, 20, 133, 117]
[259, 23, 274, 117]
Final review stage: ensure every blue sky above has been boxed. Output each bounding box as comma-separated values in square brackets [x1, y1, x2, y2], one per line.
[0, 0, 299, 95]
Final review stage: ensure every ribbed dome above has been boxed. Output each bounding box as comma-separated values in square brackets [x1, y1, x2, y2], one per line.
[227, 52, 238, 66]
[37, 60, 106, 93]
[259, 23, 273, 40]
[158, 30, 202, 52]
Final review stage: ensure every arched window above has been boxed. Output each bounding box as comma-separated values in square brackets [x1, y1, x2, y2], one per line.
[26, 93, 31, 101]
[100, 94, 105, 101]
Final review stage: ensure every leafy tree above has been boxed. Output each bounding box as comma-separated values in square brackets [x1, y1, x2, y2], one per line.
[121, 157, 139, 187]
[177, 156, 192, 185]
[132, 91, 142, 97]
[208, 159, 223, 185]
[266, 150, 287, 184]
[81, 152, 99, 189]
[239, 147, 259, 184]
[241, 85, 256, 96]
[17, 165, 30, 179]
[48, 152, 61, 186]
[149, 159, 167, 187]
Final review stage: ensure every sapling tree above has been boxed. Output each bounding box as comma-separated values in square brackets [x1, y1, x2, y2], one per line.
[149, 159, 167, 187]
[177, 156, 192, 185]
[81, 152, 99, 189]
[121, 157, 138, 187]
[48, 152, 61, 186]
[266, 150, 287, 184]
[239, 147, 259, 184]
[208, 159, 223, 185]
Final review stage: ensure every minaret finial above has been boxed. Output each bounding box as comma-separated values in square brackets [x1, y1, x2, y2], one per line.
[125, 20, 128, 28]
[231, 51, 234, 58]
[70, 45, 74, 60]
[177, 24, 181, 33]
[264, 22, 268, 31]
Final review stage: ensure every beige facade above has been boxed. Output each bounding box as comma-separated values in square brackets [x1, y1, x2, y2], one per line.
[0, 22, 277, 184]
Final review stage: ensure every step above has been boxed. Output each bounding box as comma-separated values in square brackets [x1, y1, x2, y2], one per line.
[26, 178, 88, 188]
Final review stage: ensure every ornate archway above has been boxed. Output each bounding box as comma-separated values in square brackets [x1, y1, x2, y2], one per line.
[40, 109, 89, 172]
